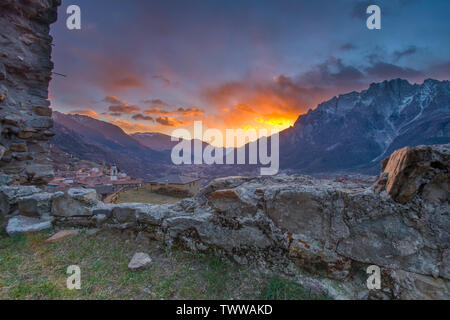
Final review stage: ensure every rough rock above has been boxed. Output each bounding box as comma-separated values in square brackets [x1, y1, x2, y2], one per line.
[378, 144, 450, 204]
[289, 234, 352, 280]
[208, 188, 258, 217]
[0, 0, 60, 185]
[6, 215, 52, 236]
[0, 185, 41, 215]
[0, 145, 6, 160]
[0, 173, 12, 186]
[0, 185, 40, 231]
[1, 143, 448, 299]
[51, 188, 98, 217]
[45, 230, 78, 243]
[18, 192, 53, 218]
[24, 164, 54, 185]
[374, 268, 450, 300]
[128, 252, 152, 271]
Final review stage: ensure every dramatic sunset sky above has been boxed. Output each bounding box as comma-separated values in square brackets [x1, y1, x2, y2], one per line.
[49, 0, 450, 145]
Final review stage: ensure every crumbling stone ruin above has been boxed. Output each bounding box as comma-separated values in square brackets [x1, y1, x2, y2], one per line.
[0, 1, 448, 300]
[1, 143, 449, 299]
[0, 0, 59, 185]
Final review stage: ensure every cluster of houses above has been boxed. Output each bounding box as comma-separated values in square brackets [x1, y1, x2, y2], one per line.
[47, 164, 203, 200]
[47, 165, 144, 200]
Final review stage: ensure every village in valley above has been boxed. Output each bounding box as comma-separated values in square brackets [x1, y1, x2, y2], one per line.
[47, 146, 201, 203]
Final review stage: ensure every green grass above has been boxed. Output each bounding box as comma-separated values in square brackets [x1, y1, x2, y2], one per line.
[202, 254, 235, 299]
[0, 231, 332, 300]
[115, 188, 185, 204]
[260, 276, 332, 300]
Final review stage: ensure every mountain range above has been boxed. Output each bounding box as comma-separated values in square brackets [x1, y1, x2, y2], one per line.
[131, 132, 178, 151]
[51, 111, 171, 179]
[279, 78, 450, 174]
[51, 78, 450, 179]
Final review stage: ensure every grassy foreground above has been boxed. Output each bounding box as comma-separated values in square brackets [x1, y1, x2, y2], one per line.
[0, 230, 331, 300]
[115, 188, 185, 204]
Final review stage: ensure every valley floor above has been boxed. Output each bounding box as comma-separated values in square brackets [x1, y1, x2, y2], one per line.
[0, 230, 331, 300]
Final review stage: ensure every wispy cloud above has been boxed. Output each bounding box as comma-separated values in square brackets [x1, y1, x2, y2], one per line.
[103, 96, 140, 114]
[393, 46, 418, 62]
[69, 109, 99, 118]
[132, 113, 154, 121]
[156, 116, 185, 127]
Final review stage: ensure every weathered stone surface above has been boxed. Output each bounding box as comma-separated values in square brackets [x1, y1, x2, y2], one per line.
[18, 192, 53, 217]
[336, 213, 440, 277]
[0, 185, 41, 215]
[45, 230, 78, 243]
[0, 0, 59, 185]
[266, 187, 328, 239]
[0, 145, 6, 160]
[208, 188, 258, 218]
[136, 204, 176, 225]
[128, 252, 152, 271]
[378, 144, 450, 204]
[10, 143, 27, 153]
[6, 215, 52, 236]
[112, 206, 137, 224]
[1, 144, 446, 299]
[32, 106, 52, 117]
[51, 188, 98, 217]
[289, 234, 352, 280]
[0, 173, 12, 185]
[25, 164, 54, 184]
[381, 269, 449, 300]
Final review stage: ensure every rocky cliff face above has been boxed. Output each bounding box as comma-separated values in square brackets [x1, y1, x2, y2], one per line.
[2, 143, 448, 299]
[280, 79, 450, 174]
[0, 0, 60, 185]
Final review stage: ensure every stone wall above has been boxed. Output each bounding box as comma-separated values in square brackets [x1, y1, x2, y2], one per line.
[1, 144, 448, 299]
[0, 0, 60, 185]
